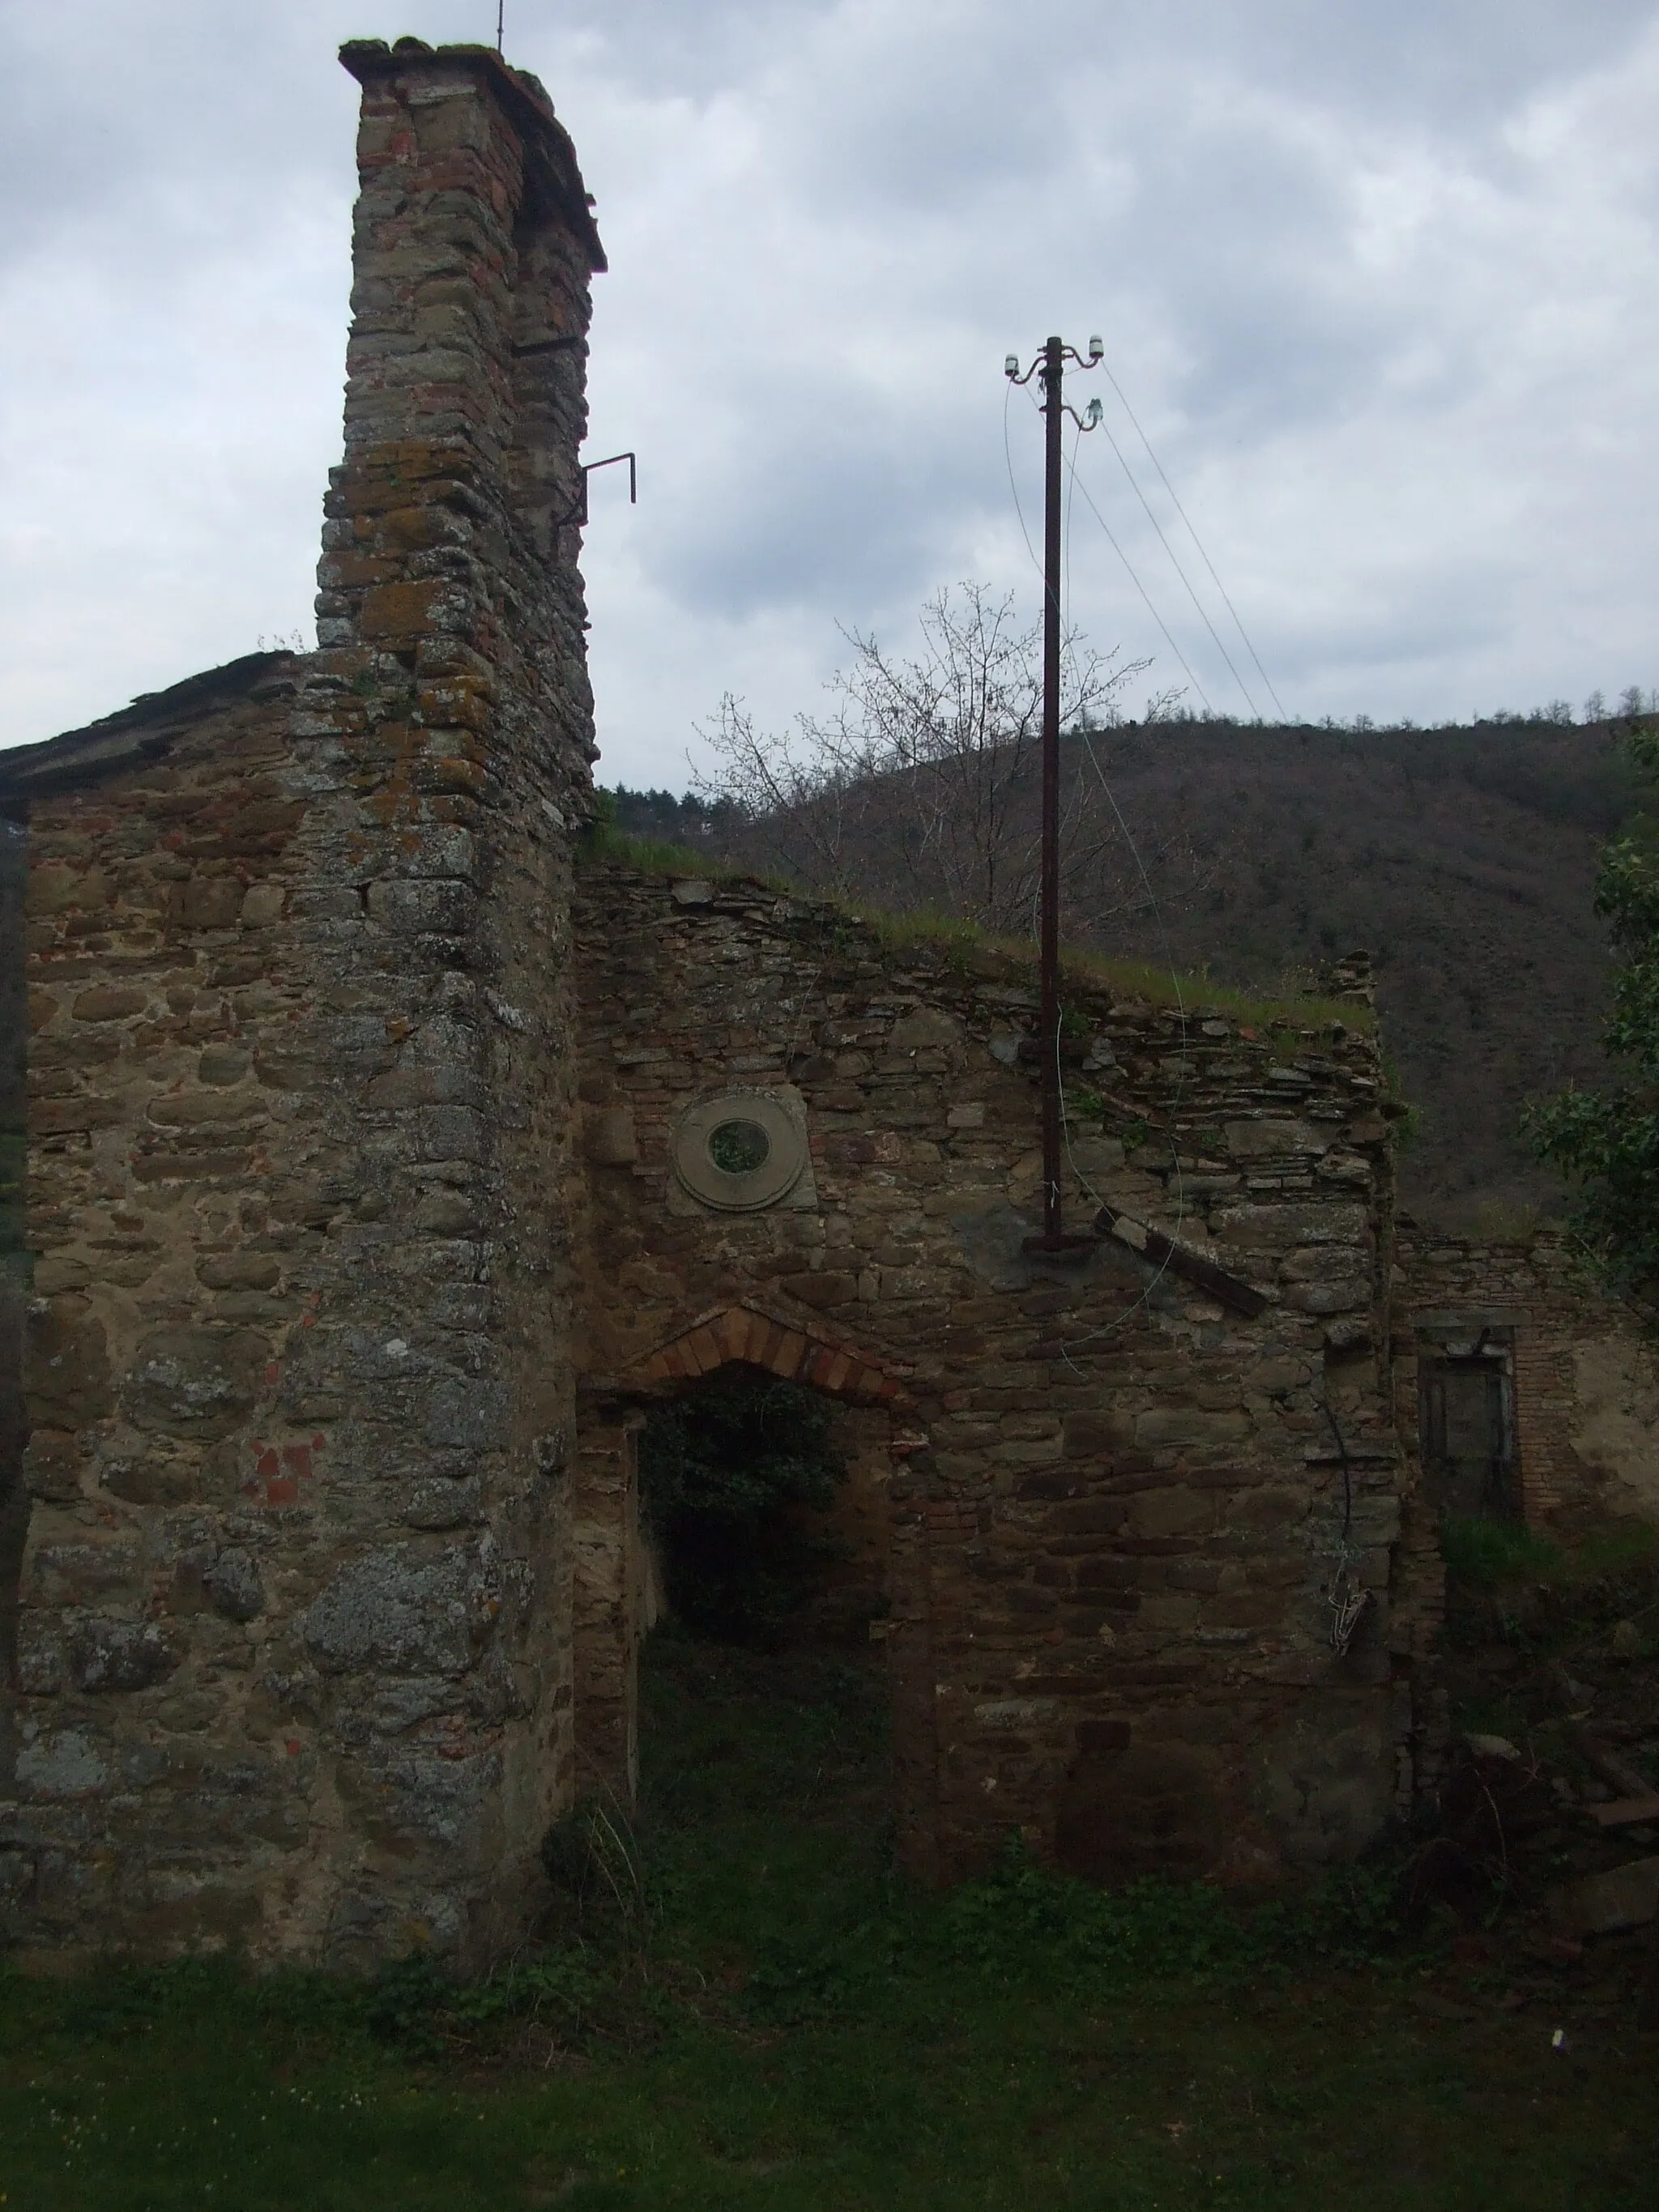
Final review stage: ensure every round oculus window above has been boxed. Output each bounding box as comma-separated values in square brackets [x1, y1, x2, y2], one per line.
[706, 1118, 770, 1174]
[672, 1092, 807, 1212]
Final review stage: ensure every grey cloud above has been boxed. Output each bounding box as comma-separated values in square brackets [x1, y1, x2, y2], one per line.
[6, 0, 1659, 773]
[1094, 0, 1659, 129]
[638, 375, 990, 616]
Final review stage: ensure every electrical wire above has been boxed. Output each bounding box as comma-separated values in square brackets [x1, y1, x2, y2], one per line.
[1097, 356, 1288, 722]
[1047, 416, 1199, 1358]
[1010, 377, 1211, 716]
[996, 353, 1278, 1367]
[1064, 455, 1215, 716]
[1092, 411, 1262, 719]
[1047, 724, 1195, 1367]
[1064, 415, 1079, 640]
[1320, 1400, 1371, 1655]
[1002, 379, 1045, 591]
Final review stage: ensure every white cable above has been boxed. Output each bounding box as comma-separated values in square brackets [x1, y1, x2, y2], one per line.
[1003, 379, 1045, 591]
[1092, 410, 1262, 719]
[1098, 356, 1288, 722]
[1009, 374, 1209, 718]
[1064, 450, 1215, 718]
[1043, 687, 1196, 1360]
[1001, 360, 1199, 1353]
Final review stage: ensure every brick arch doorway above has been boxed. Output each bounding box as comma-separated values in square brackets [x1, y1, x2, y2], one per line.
[572, 1302, 929, 1824]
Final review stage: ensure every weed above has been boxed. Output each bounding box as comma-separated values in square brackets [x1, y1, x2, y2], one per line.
[1569, 1518, 1659, 1581]
[1389, 1101, 1424, 1151]
[4, 1634, 1655, 2206]
[365, 1953, 456, 2056]
[575, 842, 1374, 1033]
[1440, 1512, 1564, 1589]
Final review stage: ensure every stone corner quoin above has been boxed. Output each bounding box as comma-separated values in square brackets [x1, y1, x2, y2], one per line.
[0, 35, 1477, 1967]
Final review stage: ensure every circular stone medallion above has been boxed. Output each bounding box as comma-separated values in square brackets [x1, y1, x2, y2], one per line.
[672, 1091, 808, 1213]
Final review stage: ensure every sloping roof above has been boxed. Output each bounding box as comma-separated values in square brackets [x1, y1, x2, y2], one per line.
[0, 650, 297, 810]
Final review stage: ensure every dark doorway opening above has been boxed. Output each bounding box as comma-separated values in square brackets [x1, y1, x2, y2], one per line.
[613, 1364, 895, 1962]
[638, 1361, 885, 1651]
[1420, 1330, 1517, 1519]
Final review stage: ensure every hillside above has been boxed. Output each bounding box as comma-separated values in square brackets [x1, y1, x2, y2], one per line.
[612, 717, 1637, 1226]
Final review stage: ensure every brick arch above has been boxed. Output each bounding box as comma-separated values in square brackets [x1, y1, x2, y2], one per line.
[614, 1301, 907, 1407]
[574, 1304, 913, 1806]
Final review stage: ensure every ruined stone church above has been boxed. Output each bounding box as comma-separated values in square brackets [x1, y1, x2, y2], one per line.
[3, 37, 1649, 1969]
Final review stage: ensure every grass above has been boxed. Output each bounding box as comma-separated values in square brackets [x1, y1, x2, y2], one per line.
[3, 1630, 1654, 2209]
[580, 820, 770, 887]
[1439, 1509, 1659, 1605]
[1439, 1513, 1567, 1590]
[1439, 1511, 1659, 1682]
[579, 828, 1374, 1036]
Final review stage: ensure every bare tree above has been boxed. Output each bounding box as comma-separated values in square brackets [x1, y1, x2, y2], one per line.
[693, 582, 1201, 936]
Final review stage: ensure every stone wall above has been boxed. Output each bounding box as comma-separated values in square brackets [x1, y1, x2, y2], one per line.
[1, 812, 27, 1711]
[572, 861, 1435, 1884]
[0, 28, 1541, 1959]
[1397, 1221, 1659, 1533]
[0, 38, 603, 1967]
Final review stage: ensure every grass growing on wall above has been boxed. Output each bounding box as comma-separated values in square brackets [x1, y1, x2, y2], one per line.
[1, 1634, 1654, 2210]
[577, 830, 1374, 1037]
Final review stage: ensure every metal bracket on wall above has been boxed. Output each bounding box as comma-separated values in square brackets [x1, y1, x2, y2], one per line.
[1093, 1204, 1269, 1316]
[556, 450, 637, 530]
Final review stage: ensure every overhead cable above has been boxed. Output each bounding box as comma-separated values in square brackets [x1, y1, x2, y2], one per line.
[1051, 723, 1193, 1364]
[1064, 454, 1215, 717]
[1091, 411, 1262, 718]
[1098, 357, 1289, 722]
[1002, 378, 1045, 590]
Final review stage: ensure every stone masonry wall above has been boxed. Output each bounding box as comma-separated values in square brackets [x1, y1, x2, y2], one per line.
[2, 812, 33, 1765]
[573, 860, 1435, 1886]
[1397, 1221, 1659, 1533]
[0, 39, 603, 1967]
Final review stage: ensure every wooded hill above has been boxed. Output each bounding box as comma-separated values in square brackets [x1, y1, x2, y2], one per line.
[612, 717, 1638, 1228]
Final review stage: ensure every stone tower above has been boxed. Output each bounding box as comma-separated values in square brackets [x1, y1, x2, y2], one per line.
[0, 39, 604, 1967]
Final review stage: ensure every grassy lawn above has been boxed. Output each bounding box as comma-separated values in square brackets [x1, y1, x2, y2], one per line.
[2, 1630, 1654, 2210]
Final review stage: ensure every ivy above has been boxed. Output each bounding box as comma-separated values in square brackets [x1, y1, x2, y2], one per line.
[1526, 722, 1659, 1291]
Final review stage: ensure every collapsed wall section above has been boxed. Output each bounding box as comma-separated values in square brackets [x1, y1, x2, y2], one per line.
[1397, 1221, 1659, 1534]
[0, 39, 602, 1967]
[573, 861, 1437, 1884]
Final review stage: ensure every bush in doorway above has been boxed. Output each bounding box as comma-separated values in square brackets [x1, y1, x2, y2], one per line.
[639, 1366, 845, 1646]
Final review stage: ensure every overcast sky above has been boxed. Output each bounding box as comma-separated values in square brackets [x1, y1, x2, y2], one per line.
[4, 1, 1658, 785]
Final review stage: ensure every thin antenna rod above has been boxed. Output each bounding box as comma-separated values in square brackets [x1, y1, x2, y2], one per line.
[496, 1, 505, 53]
